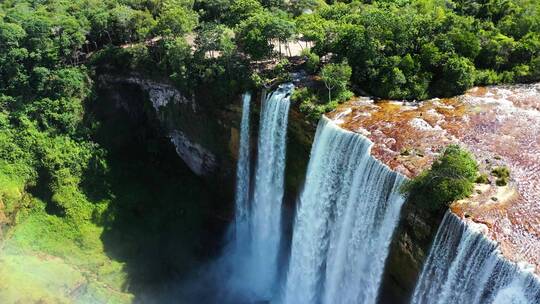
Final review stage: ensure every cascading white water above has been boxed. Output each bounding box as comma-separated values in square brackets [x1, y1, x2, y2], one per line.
[246, 83, 293, 299]
[233, 92, 252, 248]
[282, 116, 406, 304]
[218, 86, 292, 302]
[411, 212, 540, 304]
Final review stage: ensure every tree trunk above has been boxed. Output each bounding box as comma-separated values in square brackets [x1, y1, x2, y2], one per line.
[328, 88, 332, 102]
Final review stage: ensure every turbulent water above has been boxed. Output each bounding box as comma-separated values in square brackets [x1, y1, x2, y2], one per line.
[233, 92, 252, 249]
[411, 212, 540, 304]
[282, 116, 406, 304]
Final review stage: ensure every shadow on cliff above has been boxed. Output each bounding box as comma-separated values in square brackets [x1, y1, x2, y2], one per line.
[82, 83, 229, 302]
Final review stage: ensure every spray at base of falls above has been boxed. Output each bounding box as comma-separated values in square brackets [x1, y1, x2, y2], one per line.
[222, 84, 293, 302]
[411, 211, 540, 304]
[282, 116, 406, 304]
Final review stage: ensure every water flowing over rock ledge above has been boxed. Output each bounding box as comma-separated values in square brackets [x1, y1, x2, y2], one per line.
[412, 212, 540, 303]
[284, 116, 406, 304]
[326, 83, 540, 275]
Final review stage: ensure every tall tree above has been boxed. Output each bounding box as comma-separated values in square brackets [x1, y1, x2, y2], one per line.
[320, 61, 352, 102]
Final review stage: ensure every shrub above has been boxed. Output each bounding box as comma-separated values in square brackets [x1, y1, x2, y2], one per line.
[492, 166, 510, 186]
[293, 86, 348, 122]
[302, 49, 320, 74]
[491, 166, 509, 178]
[401, 145, 479, 211]
[291, 87, 315, 104]
[496, 178, 509, 186]
[475, 173, 490, 184]
[475, 69, 501, 85]
[275, 58, 292, 82]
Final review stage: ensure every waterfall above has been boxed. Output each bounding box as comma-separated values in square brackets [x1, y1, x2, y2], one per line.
[283, 116, 406, 304]
[233, 92, 252, 248]
[246, 83, 293, 298]
[411, 212, 540, 304]
[224, 84, 293, 301]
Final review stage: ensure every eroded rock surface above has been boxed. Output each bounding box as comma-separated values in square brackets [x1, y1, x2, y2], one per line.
[98, 74, 220, 177]
[169, 130, 217, 176]
[327, 84, 540, 280]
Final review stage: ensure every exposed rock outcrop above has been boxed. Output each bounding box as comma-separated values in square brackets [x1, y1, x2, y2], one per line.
[97, 75, 221, 178]
[169, 130, 217, 176]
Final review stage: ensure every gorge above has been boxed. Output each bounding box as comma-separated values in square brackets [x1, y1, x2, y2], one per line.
[4, 69, 539, 303]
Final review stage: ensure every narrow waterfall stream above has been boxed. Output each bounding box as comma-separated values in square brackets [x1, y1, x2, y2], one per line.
[411, 212, 540, 304]
[283, 116, 406, 304]
[233, 92, 252, 249]
[248, 83, 293, 298]
[224, 84, 293, 301]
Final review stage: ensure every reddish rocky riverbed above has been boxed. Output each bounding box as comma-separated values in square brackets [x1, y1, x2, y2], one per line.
[327, 83, 540, 274]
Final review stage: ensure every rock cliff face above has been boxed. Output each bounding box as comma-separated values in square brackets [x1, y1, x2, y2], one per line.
[97, 75, 222, 178]
[96, 74, 313, 218]
[380, 203, 443, 302]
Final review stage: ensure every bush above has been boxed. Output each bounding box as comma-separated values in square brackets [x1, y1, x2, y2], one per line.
[475, 173, 490, 184]
[475, 69, 501, 85]
[291, 87, 315, 104]
[302, 49, 320, 74]
[491, 166, 510, 178]
[491, 166, 510, 186]
[401, 145, 479, 211]
[275, 58, 292, 82]
[496, 178, 509, 186]
[292, 85, 349, 122]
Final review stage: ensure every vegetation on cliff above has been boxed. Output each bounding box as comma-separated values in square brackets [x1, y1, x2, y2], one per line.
[401, 145, 479, 211]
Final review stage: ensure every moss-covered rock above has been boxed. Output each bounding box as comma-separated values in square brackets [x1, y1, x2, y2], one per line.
[380, 204, 444, 303]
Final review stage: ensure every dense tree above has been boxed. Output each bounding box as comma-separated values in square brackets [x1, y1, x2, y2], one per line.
[196, 23, 236, 57]
[235, 10, 295, 60]
[297, 0, 540, 100]
[226, 0, 264, 26]
[432, 55, 476, 97]
[154, 6, 198, 37]
[0, 0, 538, 214]
[287, 0, 320, 16]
